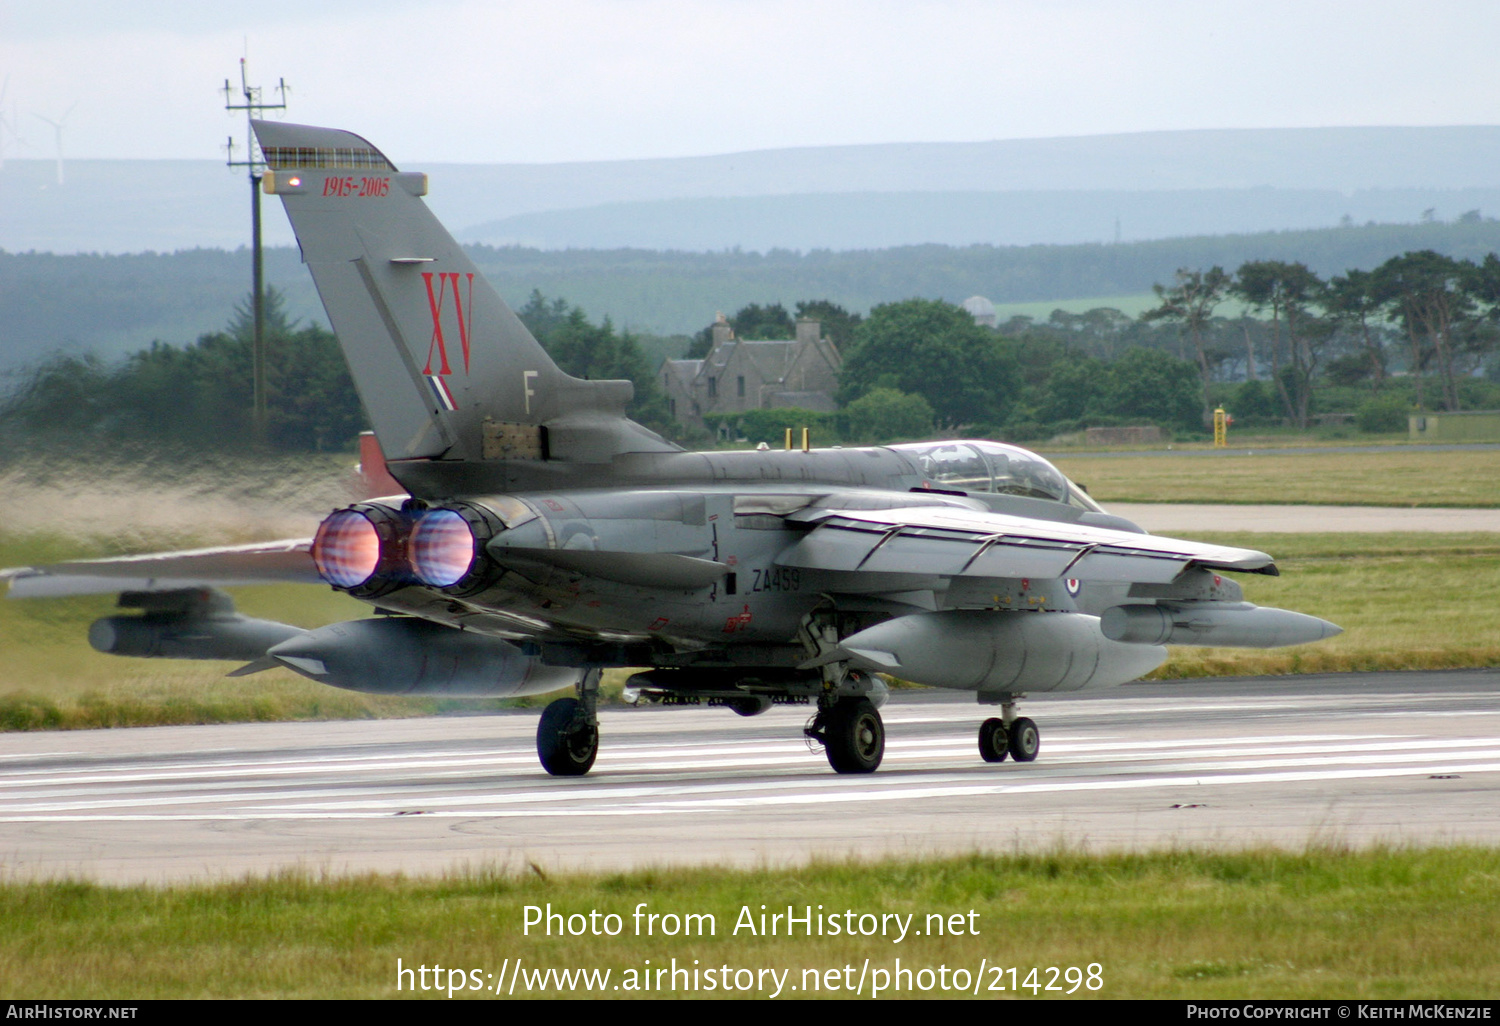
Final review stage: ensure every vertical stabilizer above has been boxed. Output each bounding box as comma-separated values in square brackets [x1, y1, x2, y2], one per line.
[251, 121, 677, 467]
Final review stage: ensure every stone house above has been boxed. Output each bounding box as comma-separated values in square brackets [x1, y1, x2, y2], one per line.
[661, 314, 842, 432]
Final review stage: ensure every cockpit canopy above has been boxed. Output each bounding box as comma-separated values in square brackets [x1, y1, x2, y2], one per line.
[888, 440, 1101, 510]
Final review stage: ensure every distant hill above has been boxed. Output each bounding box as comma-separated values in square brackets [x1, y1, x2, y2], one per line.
[5, 126, 1500, 254]
[458, 188, 1500, 251]
[6, 219, 1500, 373]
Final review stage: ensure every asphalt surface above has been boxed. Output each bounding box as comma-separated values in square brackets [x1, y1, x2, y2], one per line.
[1, 671, 1497, 883]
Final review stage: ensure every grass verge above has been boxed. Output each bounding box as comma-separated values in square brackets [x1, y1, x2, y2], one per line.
[1151, 531, 1500, 678]
[1053, 448, 1500, 507]
[1, 848, 1496, 999]
[4, 531, 1498, 728]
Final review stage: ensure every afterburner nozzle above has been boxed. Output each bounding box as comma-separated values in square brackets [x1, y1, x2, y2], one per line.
[407, 503, 502, 594]
[309, 501, 408, 595]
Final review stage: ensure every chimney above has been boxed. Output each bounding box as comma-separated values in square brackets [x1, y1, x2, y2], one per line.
[712, 311, 734, 349]
[795, 317, 820, 346]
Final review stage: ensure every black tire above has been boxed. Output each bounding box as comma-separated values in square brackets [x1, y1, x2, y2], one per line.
[1007, 716, 1040, 763]
[824, 698, 884, 774]
[537, 697, 598, 776]
[978, 717, 1009, 763]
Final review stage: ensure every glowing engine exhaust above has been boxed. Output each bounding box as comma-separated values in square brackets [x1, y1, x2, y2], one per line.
[309, 498, 510, 596]
[408, 503, 500, 593]
[310, 502, 408, 596]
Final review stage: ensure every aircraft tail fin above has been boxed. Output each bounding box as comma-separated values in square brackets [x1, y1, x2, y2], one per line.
[251, 120, 677, 469]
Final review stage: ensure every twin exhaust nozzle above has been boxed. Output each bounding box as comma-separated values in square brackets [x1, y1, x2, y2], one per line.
[310, 500, 498, 596]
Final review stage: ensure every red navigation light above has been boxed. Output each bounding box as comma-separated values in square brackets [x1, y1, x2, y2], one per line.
[311, 509, 382, 588]
[409, 509, 478, 587]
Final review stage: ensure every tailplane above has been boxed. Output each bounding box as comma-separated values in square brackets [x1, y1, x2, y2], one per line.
[252, 120, 677, 470]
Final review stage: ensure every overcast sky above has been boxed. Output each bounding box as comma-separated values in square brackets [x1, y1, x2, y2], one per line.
[2, 0, 1499, 165]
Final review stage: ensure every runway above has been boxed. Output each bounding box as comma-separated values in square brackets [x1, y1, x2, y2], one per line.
[1, 671, 1498, 884]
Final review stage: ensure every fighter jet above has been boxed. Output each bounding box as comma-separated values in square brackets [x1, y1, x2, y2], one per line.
[3, 121, 1341, 776]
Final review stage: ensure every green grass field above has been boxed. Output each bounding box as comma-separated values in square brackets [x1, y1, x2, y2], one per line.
[1055, 448, 1500, 507]
[2, 849, 1495, 999]
[2, 448, 1498, 729]
[2, 530, 1495, 727]
[1153, 531, 1500, 677]
[988, 292, 1160, 321]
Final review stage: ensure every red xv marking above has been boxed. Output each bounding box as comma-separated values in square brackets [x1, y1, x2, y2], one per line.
[451, 272, 473, 373]
[421, 272, 449, 375]
[421, 271, 476, 376]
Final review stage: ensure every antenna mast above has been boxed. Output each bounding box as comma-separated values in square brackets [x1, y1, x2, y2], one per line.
[223, 59, 288, 446]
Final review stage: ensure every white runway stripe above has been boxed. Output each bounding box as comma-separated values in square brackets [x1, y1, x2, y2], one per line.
[7, 754, 1500, 822]
[1, 728, 1495, 819]
[0, 731, 1452, 793]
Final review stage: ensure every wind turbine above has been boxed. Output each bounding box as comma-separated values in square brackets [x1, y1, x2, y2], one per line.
[34, 101, 76, 186]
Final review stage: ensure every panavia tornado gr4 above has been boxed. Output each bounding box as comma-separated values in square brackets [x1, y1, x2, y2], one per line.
[4, 121, 1341, 776]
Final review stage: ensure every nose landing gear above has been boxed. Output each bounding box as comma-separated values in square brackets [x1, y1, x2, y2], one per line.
[976, 695, 1039, 764]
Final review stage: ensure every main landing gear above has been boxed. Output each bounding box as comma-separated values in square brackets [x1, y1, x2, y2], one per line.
[806, 697, 885, 773]
[804, 675, 886, 774]
[537, 670, 601, 776]
[976, 694, 1038, 764]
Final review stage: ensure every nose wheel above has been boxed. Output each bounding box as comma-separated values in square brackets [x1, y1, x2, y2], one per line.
[979, 717, 1009, 762]
[977, 702, 1040, 764]
[1007, 716, 1039, 762]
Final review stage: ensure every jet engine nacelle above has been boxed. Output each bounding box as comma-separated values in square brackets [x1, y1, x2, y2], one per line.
[266, 616, 580, 697]
[88, 588, 305, 662]
[1100, 602, 1343, 649]
[833, 610, 1167, 693]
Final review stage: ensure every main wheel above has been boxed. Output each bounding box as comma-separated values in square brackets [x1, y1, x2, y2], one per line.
[978, 717, 1009, 763]
[824, 698, 884, 774]
[1007, 716, 1040, 763]
[537, 697, 598, 776]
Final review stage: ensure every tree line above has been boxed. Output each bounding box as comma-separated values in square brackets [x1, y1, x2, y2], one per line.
[0, 290, 681, 455]
[0, 291, 363, 454]
[10, 217, 1500, 368]
[700, 296, 1202, 446]
[9, 249, 1500, 457]
[1142, 252, 1500, 429]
